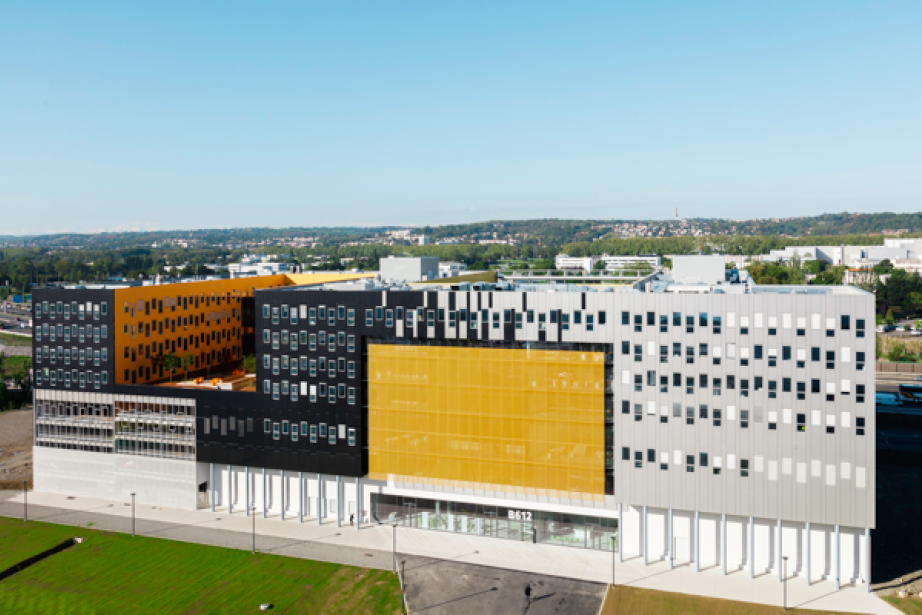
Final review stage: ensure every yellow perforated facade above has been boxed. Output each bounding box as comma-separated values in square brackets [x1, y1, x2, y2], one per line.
[368, 344, 605, 502]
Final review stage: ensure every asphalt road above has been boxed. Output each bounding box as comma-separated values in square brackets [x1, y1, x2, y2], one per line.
[401, 556, 605, 615]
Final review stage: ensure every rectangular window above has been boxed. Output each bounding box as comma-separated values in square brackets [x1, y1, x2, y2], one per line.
[598, 311, 606, 325]
[622, 311, 629, 325]
[310, 425, 318, 443]
[740, 410, 749, 429]
[856, 318, 865, 338]
[366, 309, 373, 327]
[673, 312, 681, 327]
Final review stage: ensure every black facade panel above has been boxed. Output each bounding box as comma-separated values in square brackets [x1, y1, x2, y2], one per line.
[32, 287, 116, 393]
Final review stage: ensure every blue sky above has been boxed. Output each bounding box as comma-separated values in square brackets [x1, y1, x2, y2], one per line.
[1, 2, 920, 234]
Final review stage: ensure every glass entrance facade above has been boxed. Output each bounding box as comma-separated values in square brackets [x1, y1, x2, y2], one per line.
[371, 493, 618, 552]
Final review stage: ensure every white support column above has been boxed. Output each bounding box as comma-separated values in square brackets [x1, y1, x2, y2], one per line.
[245, 467, 249, 517]
[299, 471, 303, 523]
[806, 522, 811, 586]
[695, 511, 700, 573]
[210, 463, 215, 512]
[356, 477, 361, 530]
[749, 516, 754, 579]
[228, 465, 232, 515]
[866, 528, 871, 593]
[262, 468, 267, 518]
[618, 503, 623, 563]
[642, 506, 648, 566]
[336, 476, 342, 528]
[317, 473, 322, 526]
[778, 519, 783, 583]
[722, 514, 727, 575]
[835, 525, 840, 590]
[668, 509, 674, 569]
[281, 470, 285, 521]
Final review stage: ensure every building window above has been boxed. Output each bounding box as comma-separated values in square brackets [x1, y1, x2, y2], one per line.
[272, 423, 280, 440]
[622, 447, 630, 461]
[856, 417, 865, 436]
[621, 311, 629, 325]
[797, 413, 806, 432]
[634, 403, 642, 422]
[856, 384, 865, 403]
[621, 400, 630, 414]
[687, 455, 695, 473]
[634, 451, 642, 468]
[856, 319, 865, 338]
[741, 459, 749, 477]
[310, 425, 318, 443]
[366, 309, 373, 327]
[740, 409, 749, 429]
[264, 419, 271, 433]
[686, 315, 694, 333]
[686, 406, 694, 425]
[348, 429, 356, 446]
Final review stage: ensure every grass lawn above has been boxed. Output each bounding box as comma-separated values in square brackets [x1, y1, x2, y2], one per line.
[0, 332, 31, 347]
[0, 517, 80, 572]
[601, 585, 865, 615]
[0, 519, 403, 614]
[1, 356, 32, 374]
[885, 596, 922, 615]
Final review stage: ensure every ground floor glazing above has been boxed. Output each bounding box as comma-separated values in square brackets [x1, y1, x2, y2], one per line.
[371, 493, 618, 551]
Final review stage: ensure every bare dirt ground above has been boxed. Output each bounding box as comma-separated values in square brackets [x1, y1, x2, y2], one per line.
[0, 408, 32, 490]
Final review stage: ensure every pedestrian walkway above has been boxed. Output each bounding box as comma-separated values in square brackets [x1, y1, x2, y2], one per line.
[0, 490, 900, 615]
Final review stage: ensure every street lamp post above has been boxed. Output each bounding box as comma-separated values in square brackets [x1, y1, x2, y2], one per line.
[392, 521, 397, 573]
[782, 556, 789, 611]
[611, 535, 616, 588]
[252, 506, 257, 554]
[23, 480, 27, 522]
[131, 493, 136, 537]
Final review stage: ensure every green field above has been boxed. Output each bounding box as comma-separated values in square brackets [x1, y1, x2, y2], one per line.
[601, 585, 863, 615]
[0, 332, 31, 347]
[0, 518, 403, 614]
[0, 518, 79, 572]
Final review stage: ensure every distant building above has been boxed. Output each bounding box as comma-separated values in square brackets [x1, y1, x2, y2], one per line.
[554, 254, 601, 272]
[380, 256, 439, 282]
[438, 262, 468, 278]
[600, 254, 661, 271]
[418, 236, 430, 246]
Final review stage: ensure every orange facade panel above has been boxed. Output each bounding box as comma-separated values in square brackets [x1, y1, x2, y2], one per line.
[112, 272, 374, 385]
[368, 344, 606, 502]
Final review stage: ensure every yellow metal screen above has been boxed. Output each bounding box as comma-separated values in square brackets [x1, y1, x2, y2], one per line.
[368, 344, 605, 502]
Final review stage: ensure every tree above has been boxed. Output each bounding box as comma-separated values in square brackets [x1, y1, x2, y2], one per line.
[241, 354, 256, 373]
[875, 259, 894, 274]
[162, 353, 181, 382]
[886, 340, 909, 363]
[593, 259, 607, 271]
[886, 308, 896, 325]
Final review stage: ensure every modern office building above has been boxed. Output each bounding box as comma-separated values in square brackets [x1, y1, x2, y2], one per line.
[31, 256, 875, 590]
